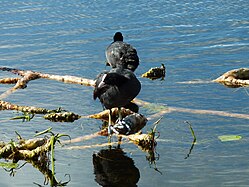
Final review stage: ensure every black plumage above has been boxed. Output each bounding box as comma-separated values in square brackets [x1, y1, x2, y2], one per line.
[93, 66, 141, 135]
[106, 32, 139, 72]
[94, 67, 141, 110]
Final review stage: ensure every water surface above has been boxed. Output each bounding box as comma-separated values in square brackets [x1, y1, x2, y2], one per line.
[0, 0, 249, 186]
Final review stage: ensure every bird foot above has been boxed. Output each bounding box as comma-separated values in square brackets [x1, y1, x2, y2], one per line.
[108, 125, 113, 135]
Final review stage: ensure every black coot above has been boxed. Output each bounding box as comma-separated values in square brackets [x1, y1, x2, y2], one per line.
[106, 32, 139, 72]
[93, 66, 141, 136]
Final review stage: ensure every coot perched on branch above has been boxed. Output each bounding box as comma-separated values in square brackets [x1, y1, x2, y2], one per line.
[106, 32, 139, 72]
[93, 65, 141, 137]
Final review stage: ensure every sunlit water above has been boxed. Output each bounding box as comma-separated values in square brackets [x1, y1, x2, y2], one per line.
[0, 0, 249, 186]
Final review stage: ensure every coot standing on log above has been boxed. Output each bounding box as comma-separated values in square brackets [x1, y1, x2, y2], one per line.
[106, 32, 139, 72]
[93, 66, 141, 139]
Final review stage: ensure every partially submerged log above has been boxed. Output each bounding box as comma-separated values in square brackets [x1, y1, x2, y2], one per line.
[128, 117, 160, 151]
[0, 77, 19, 84]
[0, 67, 95, 99]
[0, 100, 82, 122]
[0, 67, 96, 87]
[213, 68, 249, 87]
[0, 70, 40, 99]
[0, 137, 50, 161]
[87, 107, 134, 122]
[96, 113, 148, 136]
[0, 99, 141, 123]
[44, 112, 81, 122]
[0, 130, 70, 186]
[142, 64, 166, 80]
[0, 100, 50, 114]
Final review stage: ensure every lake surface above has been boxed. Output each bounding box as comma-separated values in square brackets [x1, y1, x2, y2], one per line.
[0, 0, 249, 186]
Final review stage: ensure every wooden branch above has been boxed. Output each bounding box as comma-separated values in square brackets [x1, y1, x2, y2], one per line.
[39, 73, 95, 87]
[17, 139, 51, 160]
[0, 137, 50, 160]
[0, 100, 51, 114]
[0, 67, 95, 99]
[0, 78, 20, 84]
[44, 112, 81, 122]
[141, 64, 166, 80]
[2, 66, 249, 121]
[86, 107, 134, 121]
[213, 68, 249, 87]
[0, 67, 95, 87]
[0, 131, 70, 186]
[134, 98, 249, 120]
[0, 70, 41, 99]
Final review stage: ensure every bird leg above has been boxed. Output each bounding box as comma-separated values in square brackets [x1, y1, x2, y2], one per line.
[109, 107, 123, 135]
[117, 136, 122, 148]
[108, 109, 113, 142]
[118, 107, 122, 121]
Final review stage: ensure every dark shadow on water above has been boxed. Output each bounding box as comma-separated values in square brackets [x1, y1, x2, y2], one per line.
[93, 147, 140, 187]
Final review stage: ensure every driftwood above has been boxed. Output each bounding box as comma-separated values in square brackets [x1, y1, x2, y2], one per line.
[142, 64, 166, 80]
[0, 130, 70, 186]
[0, 135, 50, 161]
[63, 118, 161, 173]
[0, 67, 95, 86]
[0, 98, 147, 135]
[0, 139, 50, 161]
[64, 117, 160, 152]
[87, 107, 134, 122]
[0, 78, 20, 84]
[0, 100, 52, 114]
[213, 68, 249, 87]
[43, 112, 81, 122]
[1, 67, 249, 121]
[0, 100, 81, 122]
[3, 66, 248, 177]
[0, 67, 95, 99]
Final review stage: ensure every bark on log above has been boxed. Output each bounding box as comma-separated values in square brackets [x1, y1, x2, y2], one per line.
[213, 68, 249, 87]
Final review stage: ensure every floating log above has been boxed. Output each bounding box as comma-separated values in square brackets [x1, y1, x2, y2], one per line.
[0, 67, 95, 87]
[0, 78, 20, 84]
[44, 112, 81, 122]
[0, 100, 50, 114]
[0, 137, 50, 161]
[0, 130, 70, 186]
[0, 67, 96, 99]
[0, 100, 82, 122]
[142, 64, 166, 80]
[213, 68, 249, 87]
[87, 107, 134, 122]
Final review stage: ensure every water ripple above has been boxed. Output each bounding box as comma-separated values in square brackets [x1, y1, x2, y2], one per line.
[0, 0, 249, 186]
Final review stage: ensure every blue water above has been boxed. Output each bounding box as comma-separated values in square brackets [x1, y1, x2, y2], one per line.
[0, 0, 249, 186]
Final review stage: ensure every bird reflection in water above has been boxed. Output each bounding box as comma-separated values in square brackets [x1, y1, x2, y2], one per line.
[93, 147, 140, 187]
